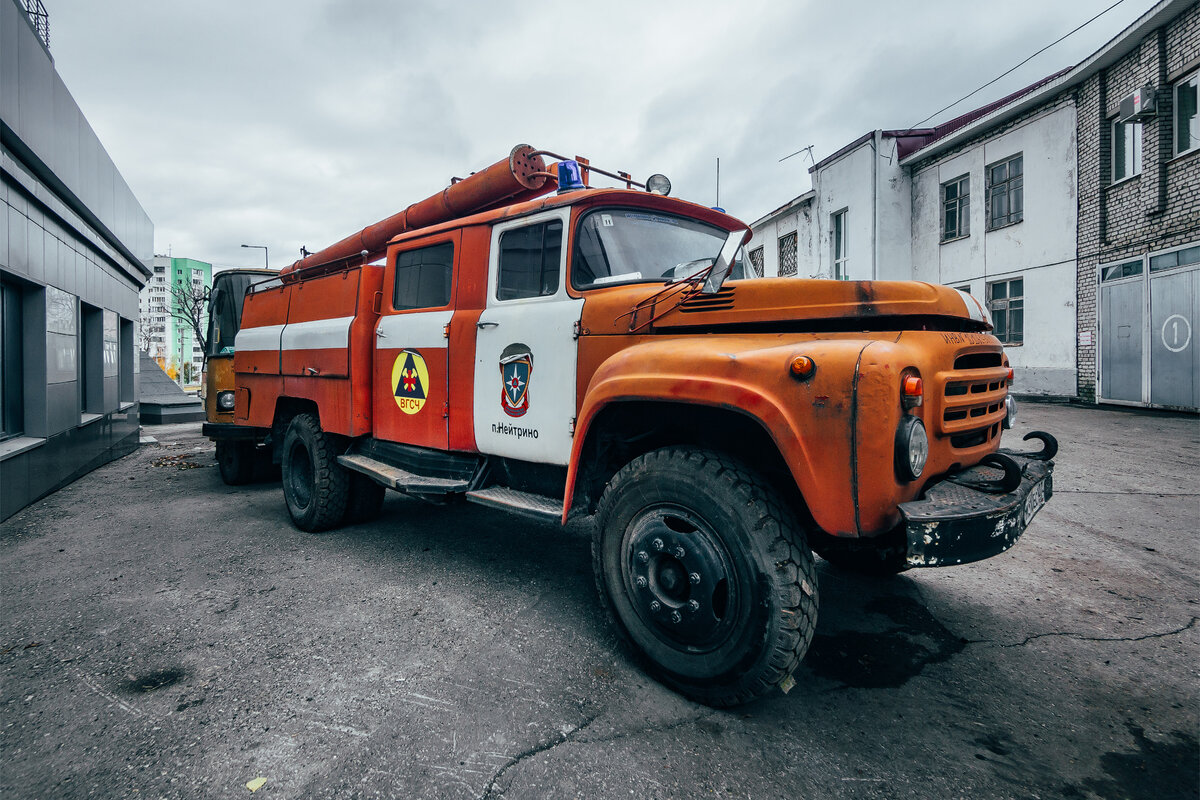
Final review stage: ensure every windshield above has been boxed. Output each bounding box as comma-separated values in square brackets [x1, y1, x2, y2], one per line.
[206, 271, 277, 356]
[572, 208, 732, 290]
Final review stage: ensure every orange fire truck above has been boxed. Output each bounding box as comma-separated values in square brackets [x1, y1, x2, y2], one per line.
[204, 144, 1057, 706]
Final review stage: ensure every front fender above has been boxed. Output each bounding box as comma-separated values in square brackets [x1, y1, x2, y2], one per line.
[566, 336, 869, 536]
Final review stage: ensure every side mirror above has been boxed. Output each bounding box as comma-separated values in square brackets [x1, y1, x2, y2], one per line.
[701, 229, 747, 294]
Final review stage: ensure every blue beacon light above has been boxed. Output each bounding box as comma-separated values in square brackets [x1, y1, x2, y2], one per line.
[556, 160, 586, 193]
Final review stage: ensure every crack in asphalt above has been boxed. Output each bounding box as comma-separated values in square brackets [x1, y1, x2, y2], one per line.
[573, 709, 721, 747]
[1056, 490, 1200, 496]
[987, 616, 1199, 648]
[478, 712, 601, 799]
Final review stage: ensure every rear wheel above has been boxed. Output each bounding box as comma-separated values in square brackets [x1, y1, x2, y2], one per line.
[593, 447, 818, 707]
[215, 440, 255, 485]
[281, 413, 349, 532]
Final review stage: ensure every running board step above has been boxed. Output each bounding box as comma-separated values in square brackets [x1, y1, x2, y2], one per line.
[338, 454, 469, 494]
[465, 487, 561, 523]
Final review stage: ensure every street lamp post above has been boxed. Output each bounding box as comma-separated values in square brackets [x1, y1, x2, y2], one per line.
[241, 244, 269, 269]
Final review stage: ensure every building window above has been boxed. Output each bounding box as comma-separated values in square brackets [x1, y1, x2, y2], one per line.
[498, 220, 561, 300]
[748, 246, 764, 278]
[1149, 244, 1200, 273]
[1100, 258, 1143, 282]
[1, 279, 24, 441]
[986, 154, 1023, 230]
[1175, 71, 1199, 157]
[941, 175, 970, 241]
[987, 278, 1023, 345]
[778, 232, 797, 277]
[1112, 119, 1142, 182]
[831, 210, 847, 279]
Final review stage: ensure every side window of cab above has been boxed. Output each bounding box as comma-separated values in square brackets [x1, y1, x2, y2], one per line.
[497, 220, 562, 300]
[394, 242, 453, 310]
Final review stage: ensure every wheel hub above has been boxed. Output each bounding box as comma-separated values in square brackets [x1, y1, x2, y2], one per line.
[625, 508, 735, 648]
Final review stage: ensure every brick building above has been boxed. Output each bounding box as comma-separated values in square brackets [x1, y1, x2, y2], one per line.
[1077, 1, 1199, 409]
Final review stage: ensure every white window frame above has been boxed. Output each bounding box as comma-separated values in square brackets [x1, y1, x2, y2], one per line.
[831, 209, 848, 280]
[1174, 70, 1199, 158]
[986, 276, 1024, 346]
[1111, 118, 1142, 183]
[940, 175, 970, 242]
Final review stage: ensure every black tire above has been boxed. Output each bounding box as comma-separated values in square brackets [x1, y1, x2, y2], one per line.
[593, 447, 818, 707]
[343, 472, 386, 525]
[216, 440, 255, 485]
[281, 413, 349, 532]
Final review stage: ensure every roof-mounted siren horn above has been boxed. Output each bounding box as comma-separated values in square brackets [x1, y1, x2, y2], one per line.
[1119, 85, 1157, 123]
[279, 144, 552, 281]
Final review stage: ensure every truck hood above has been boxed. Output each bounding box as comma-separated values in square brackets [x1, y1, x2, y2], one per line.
[647, 278, 991, 332]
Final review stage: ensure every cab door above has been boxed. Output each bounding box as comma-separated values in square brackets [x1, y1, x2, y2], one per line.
[473, 208, 582, 465]
[372, 232, 459, 450]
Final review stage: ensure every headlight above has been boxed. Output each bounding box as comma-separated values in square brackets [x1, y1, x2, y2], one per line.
[217, 391, 236, 411]
[895, 416, 928, 481]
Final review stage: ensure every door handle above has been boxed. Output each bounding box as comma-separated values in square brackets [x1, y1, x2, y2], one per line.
[376, 328, 386, 338]
[477, 321, 499, 329]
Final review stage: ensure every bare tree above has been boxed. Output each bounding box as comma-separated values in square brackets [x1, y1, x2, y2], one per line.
[168, 274, 208, 369]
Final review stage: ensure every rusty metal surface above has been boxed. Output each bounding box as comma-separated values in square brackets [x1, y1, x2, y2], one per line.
[901, 448, 1055, 567]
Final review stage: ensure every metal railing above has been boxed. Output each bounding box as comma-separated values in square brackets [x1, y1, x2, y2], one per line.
[21, 0, 49, 49]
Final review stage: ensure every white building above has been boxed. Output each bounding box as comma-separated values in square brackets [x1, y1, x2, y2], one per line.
[748, 72, 1080, 396]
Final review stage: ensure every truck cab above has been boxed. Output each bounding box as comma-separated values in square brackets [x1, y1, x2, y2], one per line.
[207, 146, 1057, 706]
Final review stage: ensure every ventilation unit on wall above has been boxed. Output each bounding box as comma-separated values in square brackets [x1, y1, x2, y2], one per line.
[1119, 86, 1157, 122]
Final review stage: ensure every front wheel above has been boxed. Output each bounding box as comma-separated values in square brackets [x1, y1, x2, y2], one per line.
[215, 440, 255, 485]
[281, 413, 349, 532]
[593, 448, 818, 707]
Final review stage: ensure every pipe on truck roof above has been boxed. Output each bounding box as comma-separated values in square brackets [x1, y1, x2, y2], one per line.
[280, 144, 554, 279]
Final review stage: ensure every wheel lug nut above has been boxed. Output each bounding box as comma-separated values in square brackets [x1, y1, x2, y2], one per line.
[689, 572, 701, 585]
[649, 600, 661, 612]
[688, 600, 700, 612]
[671, 611, 682, 624]
[636, 551, 649, 563]
[652, 538, 664, 551]
[635, 576, 648, 588]
[672, 546, 686, 559]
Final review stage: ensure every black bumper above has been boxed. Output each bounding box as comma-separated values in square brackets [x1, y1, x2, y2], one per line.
[202, 422, 266, 441]
[899, 436, 1056, 568]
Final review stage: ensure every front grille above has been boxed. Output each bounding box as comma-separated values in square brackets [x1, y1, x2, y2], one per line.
[937, 362, 1009, 448]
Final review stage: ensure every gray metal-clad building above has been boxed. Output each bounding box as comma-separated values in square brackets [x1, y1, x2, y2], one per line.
[1, 0, 154, 520]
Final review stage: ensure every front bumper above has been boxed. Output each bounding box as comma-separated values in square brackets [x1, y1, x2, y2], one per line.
[900, 434, 1056, 567]
[202, 421, 265, 441]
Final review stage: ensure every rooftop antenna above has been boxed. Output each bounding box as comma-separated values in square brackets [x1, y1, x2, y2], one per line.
[779, 145, 815, 166]
[715, 157, 720, 208]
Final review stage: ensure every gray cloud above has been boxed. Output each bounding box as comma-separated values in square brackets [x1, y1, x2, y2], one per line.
[44, 0, 1150, 269]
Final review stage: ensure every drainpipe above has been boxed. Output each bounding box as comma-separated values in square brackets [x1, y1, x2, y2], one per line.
[872, 130, 881, 280]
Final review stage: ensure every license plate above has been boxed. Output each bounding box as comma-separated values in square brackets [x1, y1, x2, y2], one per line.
[1022, 478, 1048, 527]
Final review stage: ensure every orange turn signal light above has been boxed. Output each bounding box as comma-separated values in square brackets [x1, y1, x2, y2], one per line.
[790, 356, 816, 379]
[903, 375, 923, 396]
[1007, 368, 1015, 384]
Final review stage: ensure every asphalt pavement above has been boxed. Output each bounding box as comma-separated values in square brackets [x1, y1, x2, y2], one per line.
[1, 403, 1197, 799]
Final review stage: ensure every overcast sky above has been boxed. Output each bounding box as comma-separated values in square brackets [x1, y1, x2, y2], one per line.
[43, 0, 1154, 272]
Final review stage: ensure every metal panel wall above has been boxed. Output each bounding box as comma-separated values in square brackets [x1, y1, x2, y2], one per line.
[1149, 268, 1198, 408]
[1100, 279, 1144, 403]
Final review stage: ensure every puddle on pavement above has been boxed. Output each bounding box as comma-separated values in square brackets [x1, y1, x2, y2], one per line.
[800, 594, 966, 689]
